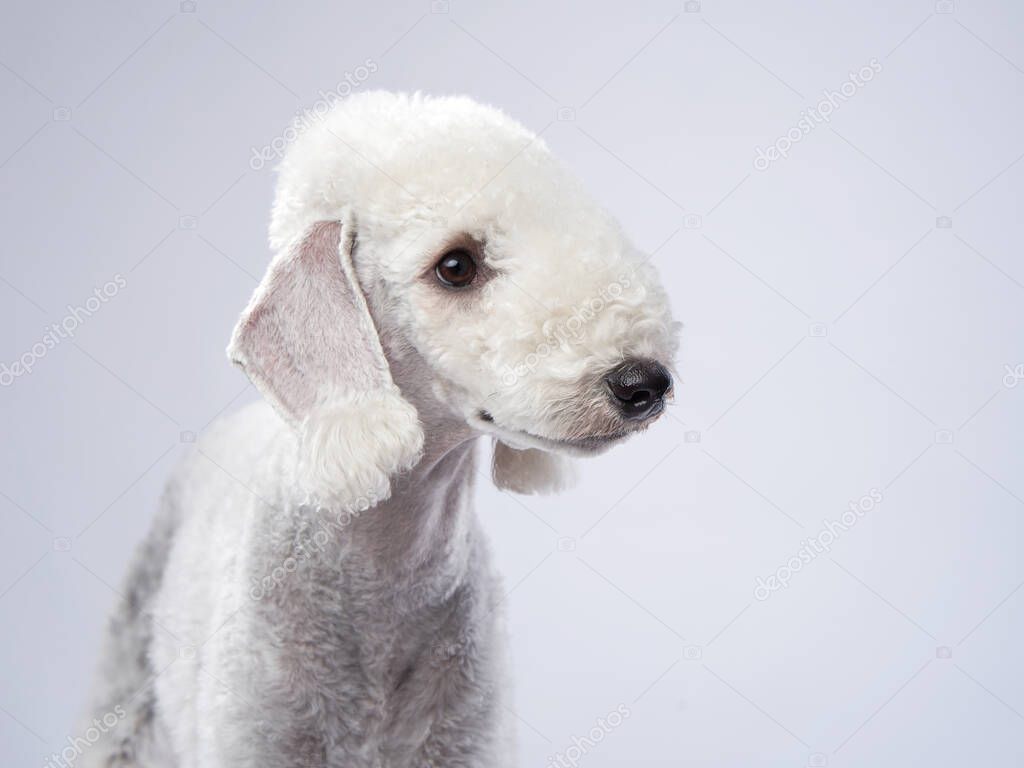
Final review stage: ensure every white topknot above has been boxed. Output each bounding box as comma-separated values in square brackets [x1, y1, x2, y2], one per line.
[270, 91, 552, 252]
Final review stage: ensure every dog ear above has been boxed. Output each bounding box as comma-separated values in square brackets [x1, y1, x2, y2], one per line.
[228, 218, 423, 508]
[491, 441, 578, 495]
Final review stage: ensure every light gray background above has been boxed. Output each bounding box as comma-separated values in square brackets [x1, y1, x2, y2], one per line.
[1, 1, 1022, 766]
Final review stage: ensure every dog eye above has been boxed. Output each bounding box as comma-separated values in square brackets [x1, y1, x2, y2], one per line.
[434, 249, 477, 288]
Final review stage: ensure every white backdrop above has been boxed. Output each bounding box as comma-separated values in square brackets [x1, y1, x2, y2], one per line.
[1, 1, 1022, 766]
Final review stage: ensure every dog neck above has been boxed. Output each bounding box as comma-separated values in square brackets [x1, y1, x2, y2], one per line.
[336, 410, 481, 596]
[328, 324, 487, 593]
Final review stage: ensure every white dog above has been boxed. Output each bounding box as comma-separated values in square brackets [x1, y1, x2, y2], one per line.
[81, 92, 678, 768]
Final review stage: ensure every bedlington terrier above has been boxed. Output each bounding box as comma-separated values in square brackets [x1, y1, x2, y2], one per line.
[80, 92, 678, 768]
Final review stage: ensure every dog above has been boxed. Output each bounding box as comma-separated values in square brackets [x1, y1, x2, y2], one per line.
[80, 92, 678, 768]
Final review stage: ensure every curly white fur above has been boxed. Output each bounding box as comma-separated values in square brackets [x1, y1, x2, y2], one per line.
[299, 390, 423, 508]
[491, 443, 579, 495]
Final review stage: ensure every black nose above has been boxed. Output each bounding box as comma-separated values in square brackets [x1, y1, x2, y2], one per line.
[605, 360, 672, 421]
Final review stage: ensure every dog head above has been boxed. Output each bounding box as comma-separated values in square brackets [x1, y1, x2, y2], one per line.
[230, 92, 678, 506]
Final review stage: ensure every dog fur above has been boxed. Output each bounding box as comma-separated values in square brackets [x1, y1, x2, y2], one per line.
[80, 92, 677, 768]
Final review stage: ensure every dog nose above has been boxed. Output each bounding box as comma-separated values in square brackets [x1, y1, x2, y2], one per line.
[605, 360, 672, 421]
